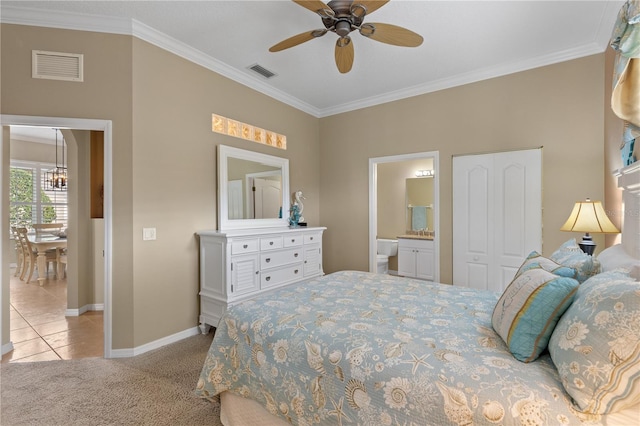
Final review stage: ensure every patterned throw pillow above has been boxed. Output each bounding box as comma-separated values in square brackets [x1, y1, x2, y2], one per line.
[548, 270, 640, 414]
[516, 251, 577, 279]
[550, 239, 601, 283]
[492, 268, 579, 363]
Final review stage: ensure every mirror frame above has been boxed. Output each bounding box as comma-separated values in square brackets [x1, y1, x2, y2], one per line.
[218, 145, 290, 230]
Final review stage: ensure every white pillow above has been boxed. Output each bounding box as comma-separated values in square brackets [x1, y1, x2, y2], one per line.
[597, 244, 640, 272]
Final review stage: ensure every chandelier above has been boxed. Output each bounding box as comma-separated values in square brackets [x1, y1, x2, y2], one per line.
[45, 128, 67, 191]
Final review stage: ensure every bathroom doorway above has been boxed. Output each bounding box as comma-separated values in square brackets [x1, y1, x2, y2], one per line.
[368, 151, 440, 281]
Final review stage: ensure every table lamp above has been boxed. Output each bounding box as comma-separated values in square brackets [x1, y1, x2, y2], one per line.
[560, 198, 620, 255]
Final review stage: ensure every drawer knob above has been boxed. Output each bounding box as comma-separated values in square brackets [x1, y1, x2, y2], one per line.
[243, 244, 248, 249]
[294, 253, 299, 257]
[294, 269, 299, 274]
[265, 276, 271, 281]
[309, 237, 314, 240]
[270, 241, 274, 246]
[291, 239, 295, 243]
[266, 258, 271, 263]
[255, 271, 259, 275]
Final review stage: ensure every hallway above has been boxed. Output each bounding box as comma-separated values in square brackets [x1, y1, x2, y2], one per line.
[2, 272, 103, 363]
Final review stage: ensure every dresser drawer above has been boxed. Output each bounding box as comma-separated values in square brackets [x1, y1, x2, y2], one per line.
[304, 232, 322, 245]
[231, 239, 259, 254]
[283, 233, 303, 247]
[260, 236, 283, 251]
[261, 248, 302, 269]
[261, 263, 303, 289]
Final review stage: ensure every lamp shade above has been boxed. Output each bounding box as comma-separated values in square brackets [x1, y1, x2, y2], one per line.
[560, 200, 620, 234]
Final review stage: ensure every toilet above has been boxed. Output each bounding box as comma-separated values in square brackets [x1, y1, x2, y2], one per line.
[376, 239, 398, 274]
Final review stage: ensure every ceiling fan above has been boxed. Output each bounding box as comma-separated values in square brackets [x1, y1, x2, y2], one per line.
[269, 0, 423, 74]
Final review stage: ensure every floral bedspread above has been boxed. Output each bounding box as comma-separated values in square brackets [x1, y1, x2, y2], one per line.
[195, 271, 605, 425]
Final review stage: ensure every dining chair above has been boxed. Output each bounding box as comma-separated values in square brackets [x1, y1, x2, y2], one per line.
[15, 227, 57, 284]
[10, 226, 24, 277]
[32, 223, 64, 237]
[56, 247, 67, 279]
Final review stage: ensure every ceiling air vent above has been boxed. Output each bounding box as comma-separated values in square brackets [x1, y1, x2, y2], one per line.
[32, 50, 84, 82]
[248, 63, 276, 79]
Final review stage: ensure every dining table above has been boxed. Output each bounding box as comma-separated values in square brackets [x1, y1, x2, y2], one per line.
[28, 234, 67, 286]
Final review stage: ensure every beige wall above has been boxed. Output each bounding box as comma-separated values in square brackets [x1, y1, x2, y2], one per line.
[1, 21, 623, 350]
[129, 38, 319, 346]
[2, 23, 136, 349]
[1, 24, 320, 349]
[320, 54, 608, 284]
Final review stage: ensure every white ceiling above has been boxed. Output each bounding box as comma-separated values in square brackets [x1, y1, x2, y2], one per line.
[1, 1, 625, 119]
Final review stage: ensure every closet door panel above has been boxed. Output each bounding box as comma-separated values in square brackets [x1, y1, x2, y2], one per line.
[453, 156, 493, 289]
[453, 149, 541, 291]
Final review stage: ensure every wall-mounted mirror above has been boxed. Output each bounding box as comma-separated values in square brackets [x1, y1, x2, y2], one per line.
[218, 145, 289, 230]
[406, 177, 434, 232]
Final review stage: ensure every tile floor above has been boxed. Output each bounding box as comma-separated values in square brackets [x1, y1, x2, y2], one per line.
[1, 268, 104, 363]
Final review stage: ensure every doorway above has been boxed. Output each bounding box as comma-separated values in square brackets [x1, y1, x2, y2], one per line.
[368, 151, 440, 281]
[1, 115, 113, 358]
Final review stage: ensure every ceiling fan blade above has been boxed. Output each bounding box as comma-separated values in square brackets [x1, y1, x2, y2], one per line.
[293, 0, 334, 17]
[269, 29, 327, 52]
[351, 0, 389, 18]
[335, 37, 354, 74]
[359, 23, 423, 47]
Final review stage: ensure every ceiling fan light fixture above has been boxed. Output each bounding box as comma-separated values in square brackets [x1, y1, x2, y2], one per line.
[274, 0, 422, 74]
[335, 20, 352, 37]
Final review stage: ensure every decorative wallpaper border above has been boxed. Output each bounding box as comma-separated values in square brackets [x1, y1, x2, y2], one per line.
[212, 114, 286, 150]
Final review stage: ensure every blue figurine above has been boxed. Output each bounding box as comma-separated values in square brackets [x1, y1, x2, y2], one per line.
[289, 204, 300, 227]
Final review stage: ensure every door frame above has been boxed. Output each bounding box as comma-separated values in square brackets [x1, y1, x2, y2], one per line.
[368, 151, 440, 281]
[1, 115, 113, 358]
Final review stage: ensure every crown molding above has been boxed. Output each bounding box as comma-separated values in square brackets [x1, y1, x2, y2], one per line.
[0, 5, 132, 34]
[319, 41, 606, 118]
[130, 19, 320, 117]
[1, 3, 619, 119]
[1, 5, 322, 117]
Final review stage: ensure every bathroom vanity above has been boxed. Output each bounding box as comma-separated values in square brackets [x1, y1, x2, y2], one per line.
[397, 236, 435, 281]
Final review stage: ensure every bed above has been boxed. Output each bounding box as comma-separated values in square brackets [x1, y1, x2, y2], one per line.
[196, 165, 640, 425]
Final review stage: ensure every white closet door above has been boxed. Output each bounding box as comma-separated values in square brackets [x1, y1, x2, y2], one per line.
[453, 149, 541, 292]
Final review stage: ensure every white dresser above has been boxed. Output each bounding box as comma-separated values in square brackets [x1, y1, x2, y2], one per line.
[397, 237, 435, 281]
[197, 226, 325, 333]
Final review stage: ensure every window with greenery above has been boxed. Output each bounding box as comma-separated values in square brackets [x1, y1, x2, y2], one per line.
[10, 162, 68, 230]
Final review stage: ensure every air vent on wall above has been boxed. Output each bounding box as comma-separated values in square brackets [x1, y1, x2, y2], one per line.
[248, 63, 276, 79]
[32, 50, 83, 82]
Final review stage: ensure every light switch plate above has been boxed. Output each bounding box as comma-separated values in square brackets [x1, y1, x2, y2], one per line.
[142, 227, 156, 241]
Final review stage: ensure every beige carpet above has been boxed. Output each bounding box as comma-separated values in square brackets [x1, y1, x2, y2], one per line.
[1, 333, 222, 426]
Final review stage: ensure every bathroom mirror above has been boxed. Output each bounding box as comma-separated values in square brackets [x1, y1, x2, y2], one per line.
[218, 145, 289, 230]
[406, 177, 434, 232]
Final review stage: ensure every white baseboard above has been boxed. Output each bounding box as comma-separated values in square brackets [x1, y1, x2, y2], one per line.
[65, 304, 104, 317]
[108, 326, 201, 359]
[2, 341, 15, 356]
